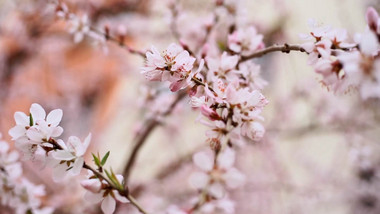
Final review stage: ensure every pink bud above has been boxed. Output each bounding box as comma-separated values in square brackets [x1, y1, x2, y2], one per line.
[81, 179, 101, 193]
[200, 105, 220, 121]
[366, 7, 379, 32]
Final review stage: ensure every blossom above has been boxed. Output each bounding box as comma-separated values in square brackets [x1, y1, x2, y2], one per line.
[82, 171, 129, 214]
[12, 179, 53, 214]
[189, 148, 245, 199]
[206, 52, 239, 82]
[8, 103, 63, 160]
[68, 14, 90, 43]
[51, 134, 91, 181]
[9, 103, 63, 142]
[228, 26, 264, 55]
[0, 134, 53, 214]
[338, 30, 380, 99]
[141, 43, 198, 91]
[240, 121, 265, 141]
[236, 61, 267, 90]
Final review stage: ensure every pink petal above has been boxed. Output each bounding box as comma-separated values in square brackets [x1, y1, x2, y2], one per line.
[71, 157, 84, 175]
[101, 195, 116, 214]
[113, 191, 129, 203]
[51, 127, 64, 138]
[30, 103, 46, 121]
[189, 172, 209, 189]
[366, 7, 379, 31]
[209, 182, 224, 199]
[84, 191, 103, 203]
[52, 150, 75, 161]
[223, 168, 246, 189]
[52, 164, 68, 182]
[81, 179, 102, 193]
[217, 148, 235, 169]
[46, 109, 63, 127]
[193, 151, 213, 171]
[26, 129, 43, 142]
[14, 112, 29, 126]
[9, 126, 26, 140]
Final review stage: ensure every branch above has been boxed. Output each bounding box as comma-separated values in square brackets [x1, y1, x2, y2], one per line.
[122, 91, 187, 182]
[238, 43, 307, 64]
[89, 27, 146, 57]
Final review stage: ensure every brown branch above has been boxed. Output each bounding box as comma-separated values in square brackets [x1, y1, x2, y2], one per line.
[89, 27, 146, 57]
[238, 43, 307, 64]
[169, 1, 180, 42]
[122, 91, 187, 182]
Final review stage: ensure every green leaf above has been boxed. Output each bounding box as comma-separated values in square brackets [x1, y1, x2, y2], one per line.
[101, 151, 110, 166]
[29, 113, 34, 126]
[92, 153, 101, 167]
[105, 168, 123, 190]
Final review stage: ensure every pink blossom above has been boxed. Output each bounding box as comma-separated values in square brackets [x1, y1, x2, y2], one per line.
[82, 171, 129, 214]
[141, 43, 198, 92]
[68, 14, 90, 43]
[189, 148, 245, 199]
[206, 52, 239, 82]
[228, 26, 264, 55]
[366, 7, 380, 34]
[51, 134, 91, 181]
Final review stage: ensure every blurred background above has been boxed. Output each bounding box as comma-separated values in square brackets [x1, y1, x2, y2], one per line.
[1, 0, 380, 213]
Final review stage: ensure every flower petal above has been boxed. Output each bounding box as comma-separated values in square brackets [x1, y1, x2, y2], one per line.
[209, 182, 224, 199]
[14, 112, 29, 126]
[46, 109, 63, 127]
[101, 195, 116, 214]
[26, 128, 44, 142]
[84, 191, 103, 203]
[189, 172, 209, 189]
[9, 126, 26, 140]
[30, 103, 46, 121]
[114, 191, 129, 203]
[193, 151, 213, 171]
[71, 157, 84, 176]
[52, 150, 75, 161]
[217, 148, 235, 170]
[52, 163, 68, 182]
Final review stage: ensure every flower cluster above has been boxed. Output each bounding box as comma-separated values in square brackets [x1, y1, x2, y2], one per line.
[56, 3, 90, 43]
[142, 33, 267, 212]
[228, 26, 265, 55]
[8, 103, 129, 214]
[141, 43, 198, 92]
[301, 8, 380, 99]
[0, 134, 53, 214]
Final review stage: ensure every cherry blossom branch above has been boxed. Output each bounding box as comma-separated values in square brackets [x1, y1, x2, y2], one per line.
[238, 43, 306, 64]
[122, 91, 187, 182]
[54, 1, 145, 57]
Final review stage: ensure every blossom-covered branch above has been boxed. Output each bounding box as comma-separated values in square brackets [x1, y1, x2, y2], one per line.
[8, 103, 147, 214]
[54, 1, 145, 57]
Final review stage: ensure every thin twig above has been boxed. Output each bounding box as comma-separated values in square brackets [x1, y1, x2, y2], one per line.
[238, 43, 306, 64]
[169, 1, 180, 42]
[122, 91, 187, 182]
[89, 27, 146, 57]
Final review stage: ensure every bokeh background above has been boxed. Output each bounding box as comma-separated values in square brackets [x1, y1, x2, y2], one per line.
[1, 0, 380, 213]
